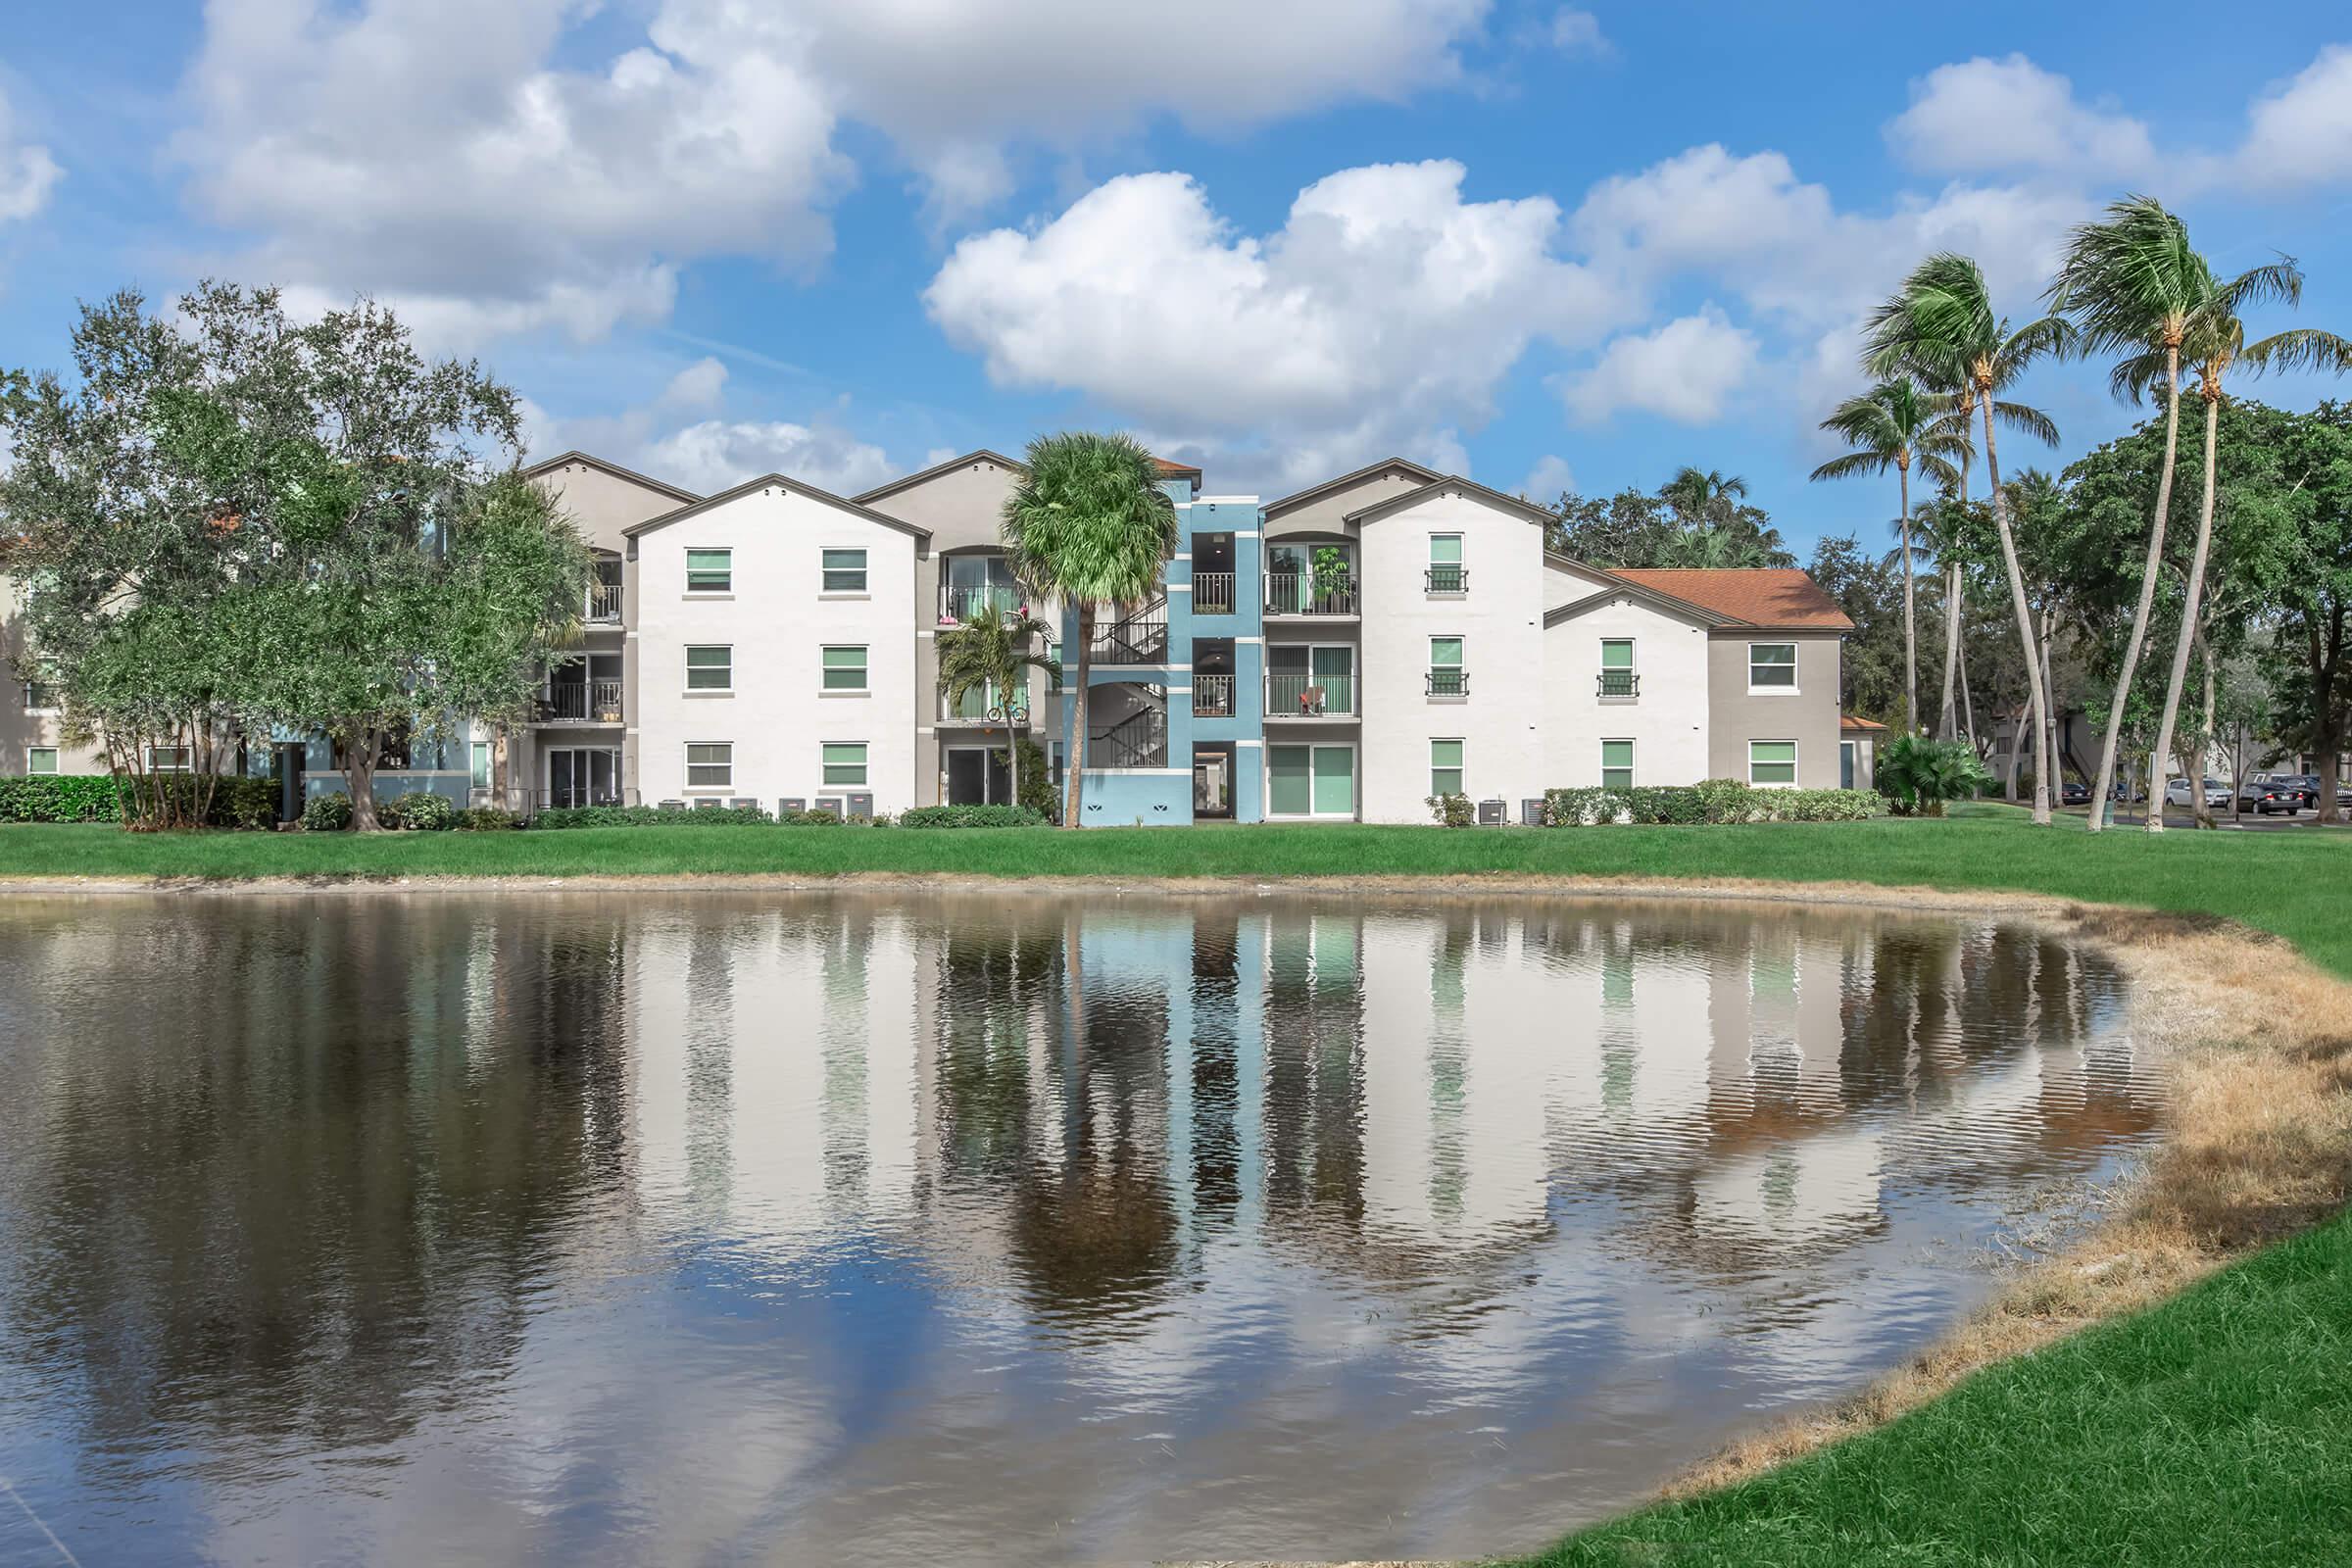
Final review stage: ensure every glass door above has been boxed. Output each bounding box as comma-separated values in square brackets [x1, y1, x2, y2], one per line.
[548, 747, 620, 808]
[1310, 646, 1354, 714]
[1266, 543, 1312, 613]
[1311, 746, 1354, 815]
[1267, 744, 1354, 817]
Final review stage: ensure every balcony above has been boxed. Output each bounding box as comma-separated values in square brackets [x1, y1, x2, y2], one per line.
[1266, 672, 1356, 717]
[941, 683, 1030, 725]
[1425, 565, 1468, 594]
[1597, 670, 1639, 701]
[586, 582, 622, 623]
[1088, 602, 1169, 663]
[940, 583, 1024, 624]
[1193, 673, 1235, 717]
[1264, 574, 1358, 616]
[537, 679, 624, 723]
[1192, 570, 1236, 615]
[1426, 668, 1469, 699]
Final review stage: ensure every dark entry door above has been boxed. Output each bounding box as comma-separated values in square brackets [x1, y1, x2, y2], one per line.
[946, 748, 1011, 805]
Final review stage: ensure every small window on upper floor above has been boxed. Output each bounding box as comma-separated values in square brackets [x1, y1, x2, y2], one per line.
[1427, 533, 1465, 594]
[686, 548, 733, 594]
[1599, 638, 1637, 699]
[1749, 642, 1797, 691]
[822, 548, 867, 593]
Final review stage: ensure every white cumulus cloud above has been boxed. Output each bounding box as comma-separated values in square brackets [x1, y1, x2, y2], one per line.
[1521, 454, 1577, 501]
[0, 84, 62, 222]
[1560, 308, 1759, 425]
[644, 418, 898, 498]
[1885, 55, 2158, 180]
[2236, 44, 2352, 190]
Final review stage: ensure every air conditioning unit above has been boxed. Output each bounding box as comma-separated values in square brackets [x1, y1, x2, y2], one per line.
[1478, 798, 1505, 826]
[728, 798, 758, 811]
[846, 792, 874, 821]
[1521, 797, 1546, 826]
[692, 798, 719, 810]
[778, 797, 807, 816]
[658, 799, 685, 810]
[815, 796, 846, 817]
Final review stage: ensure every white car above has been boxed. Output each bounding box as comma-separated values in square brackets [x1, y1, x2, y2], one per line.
[2164, 776, 2232, 808]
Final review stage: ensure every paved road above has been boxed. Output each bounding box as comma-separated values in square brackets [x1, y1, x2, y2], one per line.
[2062, 804, 2352, 831]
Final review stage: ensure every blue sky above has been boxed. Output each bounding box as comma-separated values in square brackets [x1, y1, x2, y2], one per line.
[3, 2, 2350, 553]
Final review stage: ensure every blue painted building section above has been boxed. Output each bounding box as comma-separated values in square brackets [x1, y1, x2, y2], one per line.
[1059, 483, 1267, 827]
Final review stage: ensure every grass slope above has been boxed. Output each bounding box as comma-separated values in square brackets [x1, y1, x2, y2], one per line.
[1516, 1208, 2352, 1567]
[5, 805, 2350, 972]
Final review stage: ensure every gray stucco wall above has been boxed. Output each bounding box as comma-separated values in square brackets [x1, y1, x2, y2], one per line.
[1704, 631, 1844, 787]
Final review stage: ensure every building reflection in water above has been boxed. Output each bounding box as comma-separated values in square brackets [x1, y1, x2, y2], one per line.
[0, 892, 2157, 1566]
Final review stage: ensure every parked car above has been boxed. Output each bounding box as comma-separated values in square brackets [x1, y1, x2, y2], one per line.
[2239, 775, 2316, 814]
[2164, 777, 2233, 808]
[2060, 779, 2091, 806]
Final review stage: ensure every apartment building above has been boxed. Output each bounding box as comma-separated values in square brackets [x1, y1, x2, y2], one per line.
[6, 449, 1856, 821]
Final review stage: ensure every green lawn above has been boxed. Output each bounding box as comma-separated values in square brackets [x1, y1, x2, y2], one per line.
[1513, 1207, 2352, 1567]
[6, 803, 2351, 972]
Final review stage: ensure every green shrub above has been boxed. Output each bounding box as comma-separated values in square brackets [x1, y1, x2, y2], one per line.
[0, 775, 127, 823]
[1544, 786, 1627, 825]
[1878, 735, 1992, 816]
[386, 791, 457, 831]
[1424, 792, 1475, 827]
[994, 737, 1057, 819]
[530, 803, 774, 829]
[786, 808, 842, 826]
[1544, 780, 1881, 826]
[457, 806, 517, 831]
[897, 804, 1049, 829]
[301, 792, 355, 832]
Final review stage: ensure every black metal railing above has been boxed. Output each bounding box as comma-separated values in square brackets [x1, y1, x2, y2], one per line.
[940, 583, 1023, 622]
[1426, 668, 1469, 698]
[1263, 574, 1358, 615]
[942, 683, 1030, 724]
[1597, 669, 1639, 699]
[1192, 570, 1236, 614]
[1267, 672, 1354, 715]
[1193, 673, 1235, 717]
[1090, 707, 1168, 768]
[1425, 565, 1467, 593]
[1088, 600, 1169, 662]
[538, 679, 624, 722]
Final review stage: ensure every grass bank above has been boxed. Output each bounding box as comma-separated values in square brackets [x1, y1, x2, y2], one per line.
[5, 804, 2351, 974]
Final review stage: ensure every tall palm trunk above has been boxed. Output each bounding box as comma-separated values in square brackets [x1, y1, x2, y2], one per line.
[1063, 606, 1095, 829]
[2086, 344, 2182, 833]
[1959, 634, 1978, 751]
[1937, 460, 1969, 739]
[1980, 383, 2053, 824]
[1898, 456, 1916, 732]
[2041, 610, 2061, 804]
[2192, 614, 2219, 830]
[2146, 383, 2222, 835]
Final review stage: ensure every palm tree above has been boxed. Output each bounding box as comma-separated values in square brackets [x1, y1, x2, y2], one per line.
[2142, 261, 2350, 832]
[1659, 522, 1775, 568]
[1000, 432, 1178, 829]
[1865, 254, 2072, 823]
[1662, 466, 1747, 526]
[1811, 378, 1967, 732]
[936, 604, 1059, 809]
[1922, 388, 1981, 738]
[2048, 196, 2213, 832]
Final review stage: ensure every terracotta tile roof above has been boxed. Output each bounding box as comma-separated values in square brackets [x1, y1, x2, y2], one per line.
[1604, 567, 1854, 630]
[1841, 713, 1889, 732]
[1152, 457, 1203, 478]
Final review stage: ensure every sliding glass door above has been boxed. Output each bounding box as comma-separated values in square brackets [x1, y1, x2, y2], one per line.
[1267, 743, 1355, 818]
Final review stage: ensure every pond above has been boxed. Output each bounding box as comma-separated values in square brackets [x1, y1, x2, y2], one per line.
[0, 891, 2160, 1566]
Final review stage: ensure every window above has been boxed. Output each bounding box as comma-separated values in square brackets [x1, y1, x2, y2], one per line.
[1749, 642, 1797, 690]
[822, 742, 868, 786]
[147, 746, 192, 772]
[470, 742, 491, 791]
[686, 644, 733, 692]
[1599, 638, 1636, 698]
[821, 645, 868, 692]
[24, 672, 58, 711]
[1428, 635, 1466, 697]
[1431, 739, 1464, 798]
[685, 548, 732, 593]
[686, 742, 733, 789]
[822, 547, 868, 593]
[1428, 533, 1464, 592]
[1749, 740, 1798, 786]
[1601, 739, 1635, 791]
[28, 747, 59, 775]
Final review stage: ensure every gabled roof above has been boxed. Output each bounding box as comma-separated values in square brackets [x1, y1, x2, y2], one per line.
[1342, 473, 1558, 528]
[1605, 568, 1854, 630]
[852, 449, 1026, 507]
[522, 449, 701, 506]
[622, 472, 933, 541]
[1841, 713, 1889, 732]
[1152, 456, 1203, 480]
[1262, 456, 1444, 519]
[1544, 578, 1739, 630]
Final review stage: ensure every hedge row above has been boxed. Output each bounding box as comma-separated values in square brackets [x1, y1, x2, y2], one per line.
[896, 804, 1049, 829]
[530, 803, 782, 829]
[0, 773, 277, 828]
[1543, 780, 1882, 826]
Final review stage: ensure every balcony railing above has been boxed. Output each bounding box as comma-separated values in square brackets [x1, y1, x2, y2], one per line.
[1091, 707, 1168, 768]
[1192, 570, 1236, 615]
[1425, 565, 1468, 594]
[1426, 668, 1469, 698]
[1088, 602, 1169, 663]
[1597, 669, 1639, 700]
[942, 683, 1030, 724]
[538, 679, 624, 722]
[586, 582, 622, 623]
[1267, 672, 1355, 716]
[1264, 574, 1358, 615]
[1193, 673, 1235, 717]
[940, 583, 1024, 623]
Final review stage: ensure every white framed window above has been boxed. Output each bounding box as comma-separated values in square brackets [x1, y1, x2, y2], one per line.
[28, 747, 59, 775]
[821, 645, 869, 692]
[685, 644, 733, 692]
[1749, 739, 1798, 786]
[1428, 635, 1466, 698]
[685, 742, 733, 790]
[1427, 533, 1464, 593]
[1601, 739, 1635, 791]
[23, 672, 59, 711]
[1599, 638, 1636, 698]
[685, 547, 732, 594]
[1430, 738, 1464, 798]
[821, 548, 868, 593]
[147, 745, 192, 772]
[1748, 642, 1797, 692]
[822, 742, 868, 786]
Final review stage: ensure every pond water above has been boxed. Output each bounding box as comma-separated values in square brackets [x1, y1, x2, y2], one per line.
[0, 891, 2159, 1567]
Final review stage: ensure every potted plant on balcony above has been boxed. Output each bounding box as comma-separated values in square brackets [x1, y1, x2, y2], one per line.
[1311, 545, 1352, 610]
